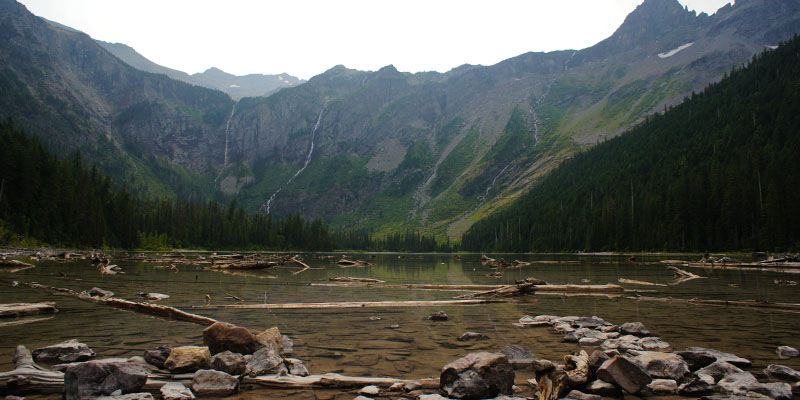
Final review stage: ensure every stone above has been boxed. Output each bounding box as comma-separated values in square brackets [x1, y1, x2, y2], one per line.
[554, 322, 575, 333]
[388, 382, 404, 391]
[578, 337, 604, 347]
[417, 395, 448, 400]
[573, 316, 612, 329]
[255, 327, 283, 352]
[404, 381, 422, 391]
[596, 356, 652, 394]
[618, 322, 650, 337]
[143, 346, 171, 369]
[696, 361, 746, 382]
[588, 350, 610, 371]
[203, 321, 261, 355]
[164, 346, 211, 373]
[33, 339, 96, 363]
[563, 332, 580, 343]
[716, 371, 759, 394]
[639, 337, 672, 352]
[499, 345, 536, 369]
[245, 347, 283, 376]
[564, 390, 601, 400]
[776, 345, 799, 359]
[191, 369, 239, 397]
[94, 394, 153, 400]
[677, 347, 752, 368]
[64, 359, 149, 400]
[359, 385, 380, 395]
[137, 292, 169, 301]
[160, 382, 195, 400]
[280, 335, 294, 355]
[583, 379, 622, 397]
[575, 327, 608, 340]
[126, 356, 158, 372]
[458, 331, 488, 341]
[678, 375, 716, 396]
[285, 358, 309, 376]
[647, 378, 678, 394]
[517, 314, 554, 327]
[629, 351, 689, 380]
[353, 396, 373, 400]
[210, 351, 246, 375]
[748, 382, 793, 400]
[429, 311, 448, 321]
[88, 287, 114, 298]
[764, 364, 800, 382]
[440, 352, 514, 400]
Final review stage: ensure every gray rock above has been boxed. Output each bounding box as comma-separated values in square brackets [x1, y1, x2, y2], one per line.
[210, 350, 245, 375]
[764, 364, 800, 382]
[458, 332, 489, 341]
[245, 347, 283, 376]
[404, 381, 422, 391]
[564, 390, 601, 400]
[418, 395, 448, 400]
[388, 382, 404, 391]
[136, 292, 169, 301]
[618, 322, 650, 337]
[700, 395, 772, 400]
[284, 358, 309, 376]
[33, 339, 96, 363]
[597, 356, 652, 394]
[588, 350, 610, 371]
[748, 382, 793, 400]
[191, 369, 239, 397]
[94, 394, 153, 400]
[429, 311, 448, 321]
[554, 322, 575, 333]
[563, 332, 580, 343]
[281, 335, 294, 355]
[573, 316, 613, 329]
[646, 378, 678, 394]
[717, 371, 759, 395]
[500, 345, 536, 369]
[639, 337, 672, 352]
[88, 287, 114, 298]
[679, 375, 716, 396]
[202, 321, 261, 355]
[143, 346, 171, 369]
[353, 396, 373, 400]
[575, 327, 608, 340]
[159, 382, 195, 400]
[440, 352, 514, 400]
[776, 345, 799, 359]
[64, 359, 149, 400]
[629, 351, 689, 380]
[697, 361, 745, 382]
[578, 337, 604, 347]
[583, 379, 622, 397]
[677, 347, 752, 368]
[359, 385, 380, 395]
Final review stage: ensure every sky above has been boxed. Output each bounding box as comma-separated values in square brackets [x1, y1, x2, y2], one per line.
[19, 0, 733, 80]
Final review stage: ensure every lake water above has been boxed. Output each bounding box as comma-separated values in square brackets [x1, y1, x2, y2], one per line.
[1, 253, 799, 398]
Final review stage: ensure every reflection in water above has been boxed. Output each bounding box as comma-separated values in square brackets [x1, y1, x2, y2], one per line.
[1, 253, 799, 396]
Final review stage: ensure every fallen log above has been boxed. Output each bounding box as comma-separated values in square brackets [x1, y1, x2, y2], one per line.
[244, 373, 439, 390]
[192, 299, 506, 310]
[618, 278, 667, 287]
[0, 345, 64, 394]
[0, 302, 57, 318]
[205, 261, 278, 270]
[336, 259, 374, 267]
[328, 277, 386, 283]
[456, 282, 538, 299]
[628, 295, 800, 313]
[667, 265, 704, 285]
[290, 256, 311, 275]
[0, 259, 34, 267]
[312, 282, 626, 294]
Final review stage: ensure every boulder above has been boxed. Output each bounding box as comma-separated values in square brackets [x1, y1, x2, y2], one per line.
[517, 315, 555, 327]
[281, 335, 294, 355]
[353, 396, 373, 400]
[429, 311, 448, 321]
[284, 358, 309, 376]
[88, 287, 114, 298]
[676, 347, 752, 369]
[500, 345, 536, 369]
[210, 351, 246, 375]
[359, 385, 380, 395]
[191, 369, 239, 397]
[601, 335, 642, 353]
[564, 390, 601, 400]
[578, 337, 604, 347]
[596, 356, 652, 394]
[618, 322, 650, 337]
[418, 395, 448, 400]
[164, 346, 211, 373]
[94, 394, 153, 400]
[160, 382, 195, 400]
[458, 332, 489, 341]
[776, 345, 799, 359]
[136, 292, 169, 301]
[639, 337, 672, 352]
[764, 364, 800, 382]
[440, 352, 514, 400]
[678, 375, 716, 396]
[583, 379, 622, 397]
[575, 328, 608, 340]
[629, 351, 689, 380]
[33, 339, 95, 363]
[255, 327, 283, 352]
[573, 316, 612, 329]
[716, 371, 759, 394]
[646, 378, 678, 394]
[588, 350, 610, 371]
[554, 322, 575, 333]
[245, 347, 283, 376]
[696, 361, 746, 382]
[143, 346, 171, 369]
[64, 359, 149, 400]
[748, 382, 793, 400]
[202, 322, 260, 355]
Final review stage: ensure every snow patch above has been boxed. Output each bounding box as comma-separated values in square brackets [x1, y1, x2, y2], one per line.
[658, 42, 694, 59]
[765, 45, 778, 50]
[229, 84, 240, 88]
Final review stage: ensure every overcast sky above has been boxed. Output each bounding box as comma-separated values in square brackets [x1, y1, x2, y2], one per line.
[19, 0, 733, 80]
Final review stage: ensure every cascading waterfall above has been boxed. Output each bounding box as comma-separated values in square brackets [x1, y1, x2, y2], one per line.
[260, 106, 325, 215]
[215, 101, 238, 182]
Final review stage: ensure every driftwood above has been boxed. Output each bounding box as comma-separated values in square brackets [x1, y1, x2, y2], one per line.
[0, 302, 57, 318]
[193, 299, 506, 310]
[0, 259, 34, 267]
[22, 283, 218, 326]
[205, 261, 278, 270]
[629, 295, 800, 313]
[290, 256, 312, 275]
[0, 345, 64, 394]
[512, 260, 533, 267]
[244, 373, 439, 390]
[313, 281, 626, 295]
[457, 282, 539, 299]
[535, 351, 589, 400]
[667, 265, 704, 285]
[564, 350, 590, 387]
[328, 277, 386, 283]
[336, 259, 374, 267]
[618, 278, 667, 287]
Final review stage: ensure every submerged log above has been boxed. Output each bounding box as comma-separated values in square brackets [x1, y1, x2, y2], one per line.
[667, 265, 704, 285]
[0, 345, 64, 394]
[290, 256, 312, 275]
[618, 278, 667, 287]
[244, 373, 439, 389]
[328, 277, 386, 283]
[629, 295, 800, 313]
[456, 282, 538, 299]
[0, 259, 34, 267]
[0, 302, 57, 318]
[205, 261, 278, 270]
[313, 281, 626, 295]
[193, 299, 505, 310]
[336, 259, 374, 267]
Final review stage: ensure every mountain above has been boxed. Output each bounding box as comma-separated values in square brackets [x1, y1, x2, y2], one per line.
[2, 0, 800, 241]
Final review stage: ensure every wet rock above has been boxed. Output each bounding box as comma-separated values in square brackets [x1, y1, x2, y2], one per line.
[700, 395, 772, 400]
[639, 337, 672, 352]
[191, 369, 239, 397]
[281, 335, 294, 355]
[564, 390, 601, 400]
[563, 332, 580, 343]
[143, 346, 171, 369]
[285, 358, 309, 376]
[64, 359, 149, 400]
[748, 382, 793, 400]
[458, 332, 489, 341]
[646, 378, 678, 394]
[716, 371, 759, 394]
[601, 335, 642, 353]
[618, 322, 650, 337]
[584, 379, 622, 397]
[517, 315, 554, 327]
[578, 337, 604, 347]
[88, 287, 114, 298]
[575, 327, 608, 340]
[160, 382, 195, 400]
[776, 345, 799, 359]
[255, 327, 283, 352]
[554, 322, 575, 333]
[678, 374, 716, 396]
[677, 347, 752, 368]
[94, 394, 153, 400]
[440, 352, 514, 400]
[574, 316, 612, 329]
[388, 382, 404, 391]
[33, 339, 96, 363]
[245, 347, 283, 376]
[764, 364, 800, 381]
[203, 322, 260, 355]
[137, 292, 169, 301]
[429, 311, 448, 321]
[500, 345, 536, 369]
[629, 351, 689, 380]
[359, 385, 380, 395]
[164, 346, 211, 373]
[404, 381, 422, 391]
[588, 350, 610, 371]
[417, 395, 448, 400]
[353, 396, 373, 400]
[596, 356, 652, 394]
[210, 351, 246, 375]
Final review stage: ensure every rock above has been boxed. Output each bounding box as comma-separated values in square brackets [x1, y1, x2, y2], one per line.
[596, 356, 652, 394]
[764, 364, 800, 381]
[353, 396, 373, 400]
[160, 382, 195, 400]
[164, 346, 211, 373]
[776, 345, 799, 359]
[677, 347, 752, 368]
[429, 311, 448, 321]
[588, 350, 610, 371]
[601, 335, 642, 353]
[629, 351, 689, 380]
[404, 381, 422, 391]
[554, 322, 575, 333]
[563, 332, 580, 343]
[639, 337, 672, 352]
[94, 394, 153, 400]
[575, 327, 608, 340]
[748, 382, 793, 400]
[678, 375, 716, 396]
[64, 359, 149, 400]
[500, 345, 537, 369]
[137, 292, 169, 301]
[191, 369, 239, 397]
[564, 390, 601, 400]
[284, 358, 309, 376]
[440, 352, 514, 400]
[203, 321, 261, 355]
[245, 347, 283, 376]
[143, 346, 171, 369]
[359, 385, 380, 395]
[716, 371, 759, 395]
[210, 351, 246, 375]
[255, 327, 283, 352]
[458, 331, 489, 341]
[517, 315, 554, 327]
[33, 339, 96, 363]
[618, 322, 650, 337]
[388, 382, 404, 391]
[583, 379, 622, 397]
[647, 378, 678, 394]
[697, 361, 746, 381]
[280, 335, 293, 355]
[578, 337, 604, 347]
[574, 316, 613, 329]
[417, 395, 448, 400]
[700, 394, 772, 400]
[88, 287, 114, 298]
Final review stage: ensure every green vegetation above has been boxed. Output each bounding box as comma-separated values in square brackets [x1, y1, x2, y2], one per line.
[462, 37, 800, 252]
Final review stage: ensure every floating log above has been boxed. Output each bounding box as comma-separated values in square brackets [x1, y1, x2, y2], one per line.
[0, 315, 54, 328]
[328, 277, 386, 283]
[290, 256, 311, 275]
[512, 260, 533, 267]
[0, 302, 57, 318]
[0, 259, 34, 267]
[244, 373, 439, 390]
[618, 278, 667, 287]
[667, 265, 704, 285]
[336, 259, 374, 267]
[629, 295, 800, 313]
[205, 261, 278, 270]
[192, 299, 506, 310]
[312, 282, 626, 294]
[0, 345, 64, 394]
[457, 282, 538, 299]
